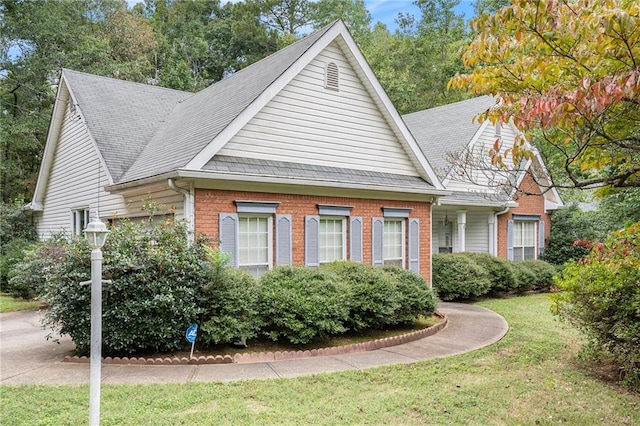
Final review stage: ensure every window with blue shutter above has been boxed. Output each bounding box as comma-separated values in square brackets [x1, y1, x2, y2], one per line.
[538, 220, 545, 257]
[350, 217, 363, 262]
[507, 219, 514, 261]
[305, 215, 320, 266]
[408, 218, 420, 273]
[219, 213, 239, 266]
[371, 217, 384, 267]
[276, 215, 292, 266]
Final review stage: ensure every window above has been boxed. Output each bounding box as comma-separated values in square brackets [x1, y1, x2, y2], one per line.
[383, 219, 405, 266]
[238, 215, 272, 277]
[319, 217, 346, 264]
[513, 221, 536, 261]
[72, 208, 89, 236]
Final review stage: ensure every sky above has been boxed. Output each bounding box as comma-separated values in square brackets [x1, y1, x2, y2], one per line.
[365, 0, 476, 30]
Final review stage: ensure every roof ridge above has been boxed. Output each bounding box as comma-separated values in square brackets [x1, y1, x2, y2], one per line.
[402, 95, 495, 118]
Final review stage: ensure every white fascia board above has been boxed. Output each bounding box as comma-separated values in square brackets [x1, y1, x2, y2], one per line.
[335, 30, 445, 190]
[442, 120, 490, 187]
[438, 198, 509, 208]
[30, 75, 70, 210]
[175, 169, 451, 197]
[185, 21, 345, 172]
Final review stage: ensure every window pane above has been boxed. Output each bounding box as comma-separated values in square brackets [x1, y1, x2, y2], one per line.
[320, 218, 344, 264]
[238, 216, 269, 270]
[513, 220, 536, 262]
[384, 219, 404, 265]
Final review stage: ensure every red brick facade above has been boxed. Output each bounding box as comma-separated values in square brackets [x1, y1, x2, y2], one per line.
[194, 189, 432, 281]
[497, 174, 550, 259]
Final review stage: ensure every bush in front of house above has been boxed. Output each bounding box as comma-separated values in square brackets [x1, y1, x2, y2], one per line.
[518, 259, 557, 291]
[460, 252, 518, 294]
[42, 219, 207, 356]
[432, 253, 492, 301]
[1, 201, 37, 295]
[323, 261, 401, 332]
[551, 222, 640, 387]
[256, 266, 349, 344]
[381, 265, 438, 324]
[198, 247, 262, 346]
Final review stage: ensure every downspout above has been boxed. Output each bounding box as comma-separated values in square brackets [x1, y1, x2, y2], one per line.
[168, 178, 194, 243]
[429, 196, 442, 289]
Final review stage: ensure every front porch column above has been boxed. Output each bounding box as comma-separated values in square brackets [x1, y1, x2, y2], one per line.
[456, 210, 467, 252]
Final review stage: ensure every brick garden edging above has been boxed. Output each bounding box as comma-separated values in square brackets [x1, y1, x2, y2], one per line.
[63, 311, 448, 366]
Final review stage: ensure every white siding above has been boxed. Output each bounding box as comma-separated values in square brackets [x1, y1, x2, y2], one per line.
[218, 42, 418, 176]
[447, 123, 518, 193]
[35, 103, 126, 239]
[432, 210, 490, 254]
[122, 186, 185, 220]
[465, 211, 490, 253]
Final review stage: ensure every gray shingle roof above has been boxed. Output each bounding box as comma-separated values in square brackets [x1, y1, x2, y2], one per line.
[63, 69, 192, 182]
[120, 22, 336, 183]
[204, 156, 435, 190]
[403, 96, 496, 180]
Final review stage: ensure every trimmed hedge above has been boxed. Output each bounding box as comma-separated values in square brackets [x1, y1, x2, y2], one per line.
[434, 253, 557, 301]
[432, 253, 492, 301]
[461, 252, 517, 294]
[256, 266, 348, 344]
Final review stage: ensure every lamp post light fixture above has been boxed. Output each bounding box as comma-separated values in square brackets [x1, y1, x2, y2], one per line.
[83, 212, 109, 426]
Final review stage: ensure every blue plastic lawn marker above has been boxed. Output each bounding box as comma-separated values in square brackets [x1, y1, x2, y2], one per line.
[186, 324, 198, 359]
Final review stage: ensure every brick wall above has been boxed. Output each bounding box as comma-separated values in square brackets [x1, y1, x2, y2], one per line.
[496, 174, 551, 259]
[195, 189, 432, 281]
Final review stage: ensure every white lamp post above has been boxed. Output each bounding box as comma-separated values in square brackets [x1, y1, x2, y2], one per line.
[84, 212, 109, 426]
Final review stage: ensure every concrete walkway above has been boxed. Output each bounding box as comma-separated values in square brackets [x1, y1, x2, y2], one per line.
[0, 303, 508, 385]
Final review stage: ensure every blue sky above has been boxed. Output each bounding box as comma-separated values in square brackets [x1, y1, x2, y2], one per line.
[365, 0, 476, 30]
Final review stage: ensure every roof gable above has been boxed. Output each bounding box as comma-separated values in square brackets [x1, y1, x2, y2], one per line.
[215, 40, 420, 177]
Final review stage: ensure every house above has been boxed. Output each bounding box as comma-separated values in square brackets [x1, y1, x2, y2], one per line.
[404, 97, 563, 261]
[28, 20, 560, 288]
[28, 20, 450, 283]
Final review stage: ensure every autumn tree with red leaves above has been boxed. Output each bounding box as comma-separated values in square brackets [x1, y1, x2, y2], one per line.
[450, 0, 640, 190]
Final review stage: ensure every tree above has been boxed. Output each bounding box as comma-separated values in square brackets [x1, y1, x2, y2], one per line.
[450, 0, 640, 191]
[310, 0, 372, 48]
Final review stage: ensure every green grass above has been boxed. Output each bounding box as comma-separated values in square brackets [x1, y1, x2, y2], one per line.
[1, 294, 638, 425]
[0, 293, 40, 313]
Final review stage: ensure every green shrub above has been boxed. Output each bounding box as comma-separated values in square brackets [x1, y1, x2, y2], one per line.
[256, 266, 348, 344]
[198, 247, 261, 345]
[42, 219, 208, 356]
[7, 236, 69, 300]
[551, 222, 640, 387]
[4, 239, 39, 299]
[323, 261, 401, 331]
[0, 201, 37, 291]
[462, 252, 517, 294]
[432, 253, 492, 301]
[381, 265, 438, 324]
[511, 261, 537, 293]
[518, 259, 556, 291]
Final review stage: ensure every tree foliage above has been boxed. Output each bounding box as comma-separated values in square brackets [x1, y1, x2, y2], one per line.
[450, 0, 640, 190]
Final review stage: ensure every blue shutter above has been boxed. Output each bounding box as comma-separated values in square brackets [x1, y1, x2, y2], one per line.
[538, 220, 545, 258]
[305, 215, 320, 266]
[507, 219, 514, 261]
[276, 215, 292, 266]
[408, 218, 420, 273]
[350, 217, 363, 262]
[219, 213, 238, 267]
[372, 217, 384, 267]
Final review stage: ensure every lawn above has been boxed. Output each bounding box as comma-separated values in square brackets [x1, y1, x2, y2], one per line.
[0, 294, 40, 313]
[1, 294, 638, 425]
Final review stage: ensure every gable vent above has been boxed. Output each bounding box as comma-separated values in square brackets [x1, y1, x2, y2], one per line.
[325, 62, 339, 91]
